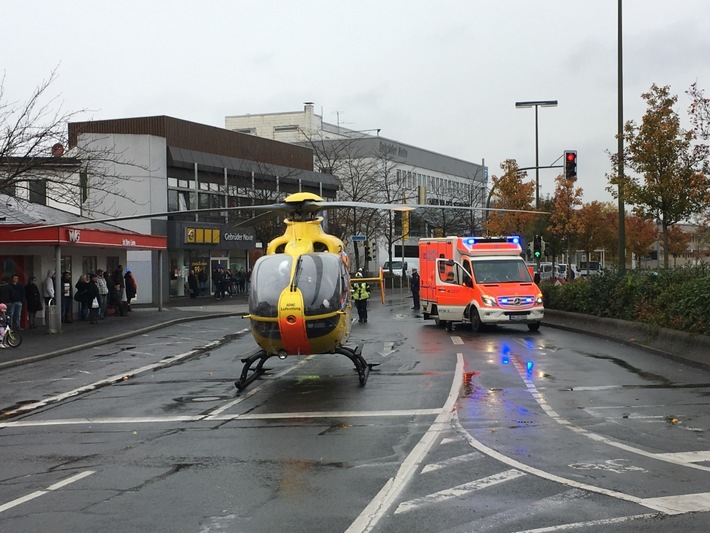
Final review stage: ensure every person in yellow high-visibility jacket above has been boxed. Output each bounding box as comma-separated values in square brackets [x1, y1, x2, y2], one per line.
[352, 270, 370, 323]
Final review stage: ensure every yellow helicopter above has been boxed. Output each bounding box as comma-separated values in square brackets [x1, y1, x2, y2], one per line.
[236, 191, 389, 390]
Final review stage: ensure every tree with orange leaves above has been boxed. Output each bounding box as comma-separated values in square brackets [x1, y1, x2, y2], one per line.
[625, 215, 658, 268]
[548, 173, 583, 273]
[485, 159, 536, 238]
[667, 225, 691, 267]
[612, 84, 709, 268]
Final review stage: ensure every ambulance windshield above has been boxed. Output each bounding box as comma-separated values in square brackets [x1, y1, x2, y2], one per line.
[472, 259, 533, 284]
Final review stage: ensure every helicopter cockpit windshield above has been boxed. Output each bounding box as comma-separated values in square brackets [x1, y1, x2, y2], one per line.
[294, 253, 344, 315]
[249, 255, 293, 317]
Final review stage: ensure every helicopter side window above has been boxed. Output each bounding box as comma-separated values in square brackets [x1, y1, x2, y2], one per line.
[295, 253, 342, 315]
[249, 255, 293, 317]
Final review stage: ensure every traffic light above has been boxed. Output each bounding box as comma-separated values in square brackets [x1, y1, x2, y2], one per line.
[364, 241, 372, 261]
[564, 150, 577, 179]
[533, 234, 542, 259]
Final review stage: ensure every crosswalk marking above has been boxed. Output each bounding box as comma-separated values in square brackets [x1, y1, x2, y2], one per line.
[394, 469, 526, 514]
[421, 451, 483, 473]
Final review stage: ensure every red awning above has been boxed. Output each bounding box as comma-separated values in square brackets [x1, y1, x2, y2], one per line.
[1, 225, 166, 250]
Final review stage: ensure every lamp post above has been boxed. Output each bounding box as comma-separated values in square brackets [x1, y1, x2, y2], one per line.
[515, 100, 558, 209]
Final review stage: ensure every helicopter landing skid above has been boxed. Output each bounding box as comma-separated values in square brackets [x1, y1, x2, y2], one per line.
[235, 350, 273, 391]
[336, 344, 379, 387]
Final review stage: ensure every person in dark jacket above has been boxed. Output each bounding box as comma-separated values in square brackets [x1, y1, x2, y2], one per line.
[75, 274, 91, 321]
[409, 268, 420, 310]
[25, 276, 43, 328]
[124, 269, 137, 311]
[9, 274, 25, 330]
[187, 269, 198, 299]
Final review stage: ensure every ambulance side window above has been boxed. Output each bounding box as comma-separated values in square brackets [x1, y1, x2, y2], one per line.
[462, 259, 474, 287]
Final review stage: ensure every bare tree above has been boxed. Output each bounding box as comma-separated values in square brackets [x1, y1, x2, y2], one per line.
[0, 68, 143, 215]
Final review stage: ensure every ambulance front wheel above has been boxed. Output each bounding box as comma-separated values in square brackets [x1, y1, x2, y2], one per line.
[528, 322, 541, 332]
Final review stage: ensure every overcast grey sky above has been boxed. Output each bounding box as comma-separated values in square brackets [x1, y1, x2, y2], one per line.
[3, 0, 708, 204]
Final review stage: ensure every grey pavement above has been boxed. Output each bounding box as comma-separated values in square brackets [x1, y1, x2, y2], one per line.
[0, 294, 249, 370]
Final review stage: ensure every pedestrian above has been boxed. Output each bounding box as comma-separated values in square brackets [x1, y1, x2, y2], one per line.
[198, 269, 208, 296]
[96, 269, 109, 319]
[213, 267, 225, 299]
[42, 270, 55, 305]
[8, 274, 25, 330]
[0, 303, 7, 348]
[112, 264, 125, 302]
[25, 276, 43, 329]
[75, 274, 91, 321]
[87, 274, 101, 324]
[60, 271, 73, 323]
[124, 269, 137, 311]
[351, 270, 370, 323]
[109, 283, 126, 316]
[410, 267, 420, 310]
[187, 269, 198, 299]
[237, 267, 246, 293]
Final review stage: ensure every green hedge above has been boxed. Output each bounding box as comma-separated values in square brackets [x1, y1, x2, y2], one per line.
[541, 265, 710, 336]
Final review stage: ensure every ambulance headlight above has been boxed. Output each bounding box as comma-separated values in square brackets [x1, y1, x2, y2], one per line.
[481, 295, 497, 306]
[535, 294, 543, 305]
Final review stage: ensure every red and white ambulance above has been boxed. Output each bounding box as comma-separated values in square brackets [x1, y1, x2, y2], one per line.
[419, 236, 544, 331]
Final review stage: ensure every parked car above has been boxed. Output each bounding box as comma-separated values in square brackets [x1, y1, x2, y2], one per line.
[578, 261, 602, 277]
[538, 262, 565, 280]
[558, 263, 580, 280]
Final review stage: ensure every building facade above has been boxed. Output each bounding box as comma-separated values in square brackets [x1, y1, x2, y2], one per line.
[67, 116, 339, 300]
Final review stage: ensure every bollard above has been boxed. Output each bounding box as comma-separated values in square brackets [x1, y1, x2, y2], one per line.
[45, 298, 60, 334]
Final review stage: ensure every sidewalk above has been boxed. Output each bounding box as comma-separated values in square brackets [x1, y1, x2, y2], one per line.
[0, 294, 250, 370]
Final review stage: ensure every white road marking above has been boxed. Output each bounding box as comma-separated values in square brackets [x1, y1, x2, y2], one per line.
[512, 513, 659, 532]
[421, 451, 482, 473]
[346, 353, 464, 533]
[509, 357, 710, 473]
[394, 469, 525, 514]
[452, 413, 666, 512]
[0, 409, 443, 428]
[641, 492, 710, 514]
[0, 471, 95, 513]
[451, 336, 464, 345]
[1, 345, 219, 418]
[654, 451, 710, 463]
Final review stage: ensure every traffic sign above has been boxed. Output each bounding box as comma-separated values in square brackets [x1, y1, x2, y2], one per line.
[351, 235, 366, 242]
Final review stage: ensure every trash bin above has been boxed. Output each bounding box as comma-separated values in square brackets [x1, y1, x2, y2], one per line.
[46, 298, 60, 334]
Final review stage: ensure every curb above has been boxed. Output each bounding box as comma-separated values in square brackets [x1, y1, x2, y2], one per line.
[543, 309, 710, 369]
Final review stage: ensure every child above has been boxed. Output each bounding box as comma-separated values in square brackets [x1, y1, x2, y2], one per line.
[0, 303, 7, 348]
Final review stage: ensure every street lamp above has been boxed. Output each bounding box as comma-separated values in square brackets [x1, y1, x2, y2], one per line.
[515, 100, 558, 209]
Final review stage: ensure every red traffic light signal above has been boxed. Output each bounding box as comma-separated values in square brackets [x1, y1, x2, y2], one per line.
[564, 150, 577, 179]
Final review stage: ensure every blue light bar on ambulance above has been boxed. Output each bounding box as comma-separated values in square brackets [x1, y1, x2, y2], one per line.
[463, 236, 520, 246]
[499, 296, 535, 305]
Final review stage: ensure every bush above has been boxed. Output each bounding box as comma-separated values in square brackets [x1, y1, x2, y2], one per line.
[542, 265, 710, 336]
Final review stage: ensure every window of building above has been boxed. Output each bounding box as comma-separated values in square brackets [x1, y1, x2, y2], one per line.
[82, 256, 97, 276]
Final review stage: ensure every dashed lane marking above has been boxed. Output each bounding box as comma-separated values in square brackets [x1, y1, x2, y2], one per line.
[0, 471, 95, 513]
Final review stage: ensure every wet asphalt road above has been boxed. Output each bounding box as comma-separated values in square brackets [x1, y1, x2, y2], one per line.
[0, 296, 709, 532]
